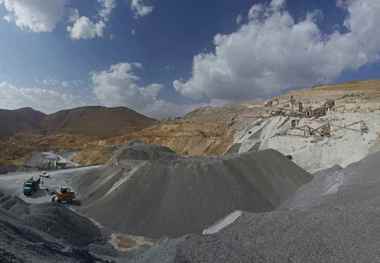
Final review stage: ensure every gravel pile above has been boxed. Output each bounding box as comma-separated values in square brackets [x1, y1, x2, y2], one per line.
[127, 151, 380, 263]
[0, 190, 115, 262]
[110, 140, 177, 164]
[0, 190, 101, 247]
[23, 203, 102, 247]
[75, 142, 311, 238]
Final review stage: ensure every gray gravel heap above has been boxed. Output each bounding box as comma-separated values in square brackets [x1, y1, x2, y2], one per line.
[74, 142, 311, 238]
[0, 191, 114, 263]
[128, 151, 380, 263]
[0, 191, 101, 247]
[110, 140, 177, 164]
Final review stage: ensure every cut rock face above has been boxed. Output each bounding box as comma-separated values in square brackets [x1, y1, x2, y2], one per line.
[74, 142, 312, 238]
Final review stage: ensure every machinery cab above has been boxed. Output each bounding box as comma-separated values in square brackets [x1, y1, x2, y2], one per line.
[23, 177, 40, 196]
[52, 187, 76, 203]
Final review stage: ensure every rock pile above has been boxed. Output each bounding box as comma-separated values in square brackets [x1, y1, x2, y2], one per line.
[75, 142, 311, 238]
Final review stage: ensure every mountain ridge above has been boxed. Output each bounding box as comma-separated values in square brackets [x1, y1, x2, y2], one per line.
[0, 105, 156, 138]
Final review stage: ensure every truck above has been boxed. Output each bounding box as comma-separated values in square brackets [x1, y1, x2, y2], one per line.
[23, 177, 41, 196]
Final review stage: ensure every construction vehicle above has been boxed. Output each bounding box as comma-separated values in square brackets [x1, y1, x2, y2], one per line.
[23, 177, 41, 196]
[51, 187, 80, 205]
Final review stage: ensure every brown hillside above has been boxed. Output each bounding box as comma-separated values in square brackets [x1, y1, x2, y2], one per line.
[0, 107, 46, 138]
[288, 79, 380, 101]
[41, 106, 156, 138]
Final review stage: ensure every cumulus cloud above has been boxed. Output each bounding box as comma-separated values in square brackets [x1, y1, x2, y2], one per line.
[130, 0, 154, 18]
[0, 0, 67, 32]
[91, 63, 191, 118]
[67, 16, 106, 39]
[0, 82, 90, 113]
[174, 0, 380, 102]
[67, 0, 116, 40]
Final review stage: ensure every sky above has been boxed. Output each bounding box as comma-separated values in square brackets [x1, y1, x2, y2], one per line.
[0, 0, 379, 118]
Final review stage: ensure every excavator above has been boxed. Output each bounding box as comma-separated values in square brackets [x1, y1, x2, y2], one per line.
[51, 187, 80, 205]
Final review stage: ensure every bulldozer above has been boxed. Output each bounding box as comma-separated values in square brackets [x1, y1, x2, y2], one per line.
[51, 187, 80, 205]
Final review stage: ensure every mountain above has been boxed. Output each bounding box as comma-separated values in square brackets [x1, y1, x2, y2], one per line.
[0, 107, 46, 138]
[0, 106, 156, 170]
[0, 106, 156, 139]
[41, 106, 156, 138]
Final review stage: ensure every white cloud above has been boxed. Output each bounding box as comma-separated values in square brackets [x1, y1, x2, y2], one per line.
[67, 0, 116, 40]
[91, 63, 187, 118]
[0, 82, 89, 113]
[0, 0, 116, 39]
[67, 16, 106, 40]
[0, 0, 67, 32]
[99, 0, 116, 20]
[236, 14, 243, 25]
[130, 0, 154, 18]
[174, 0, 380, 102]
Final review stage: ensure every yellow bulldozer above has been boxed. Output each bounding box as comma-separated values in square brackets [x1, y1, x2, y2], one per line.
[51, 187, 80, 205]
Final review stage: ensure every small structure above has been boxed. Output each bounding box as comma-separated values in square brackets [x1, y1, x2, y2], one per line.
[324, 99, 336, 110]
[304, 126, 312, 137]
[291, 119, 300, 129]
[265, 100, 273, 107]
[360, 122, 369, 134]
[298, 102, 303, 113]
[290, 96, 296, 111]
[305, 107, 313, 118]
[271, 109, 285, 116]
[42, 152, 60, 169]
[320, 123, 332, 137]
[312, 106, 327, 118]
[25, 152, 71, 170]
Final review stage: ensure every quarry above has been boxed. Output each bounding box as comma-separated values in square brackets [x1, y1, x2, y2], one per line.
[1, 80, 380, 262]
[2, 0, 380, 260]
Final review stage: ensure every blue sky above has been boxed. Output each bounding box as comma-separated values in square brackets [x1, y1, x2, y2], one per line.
[0, 0, 379, 118]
